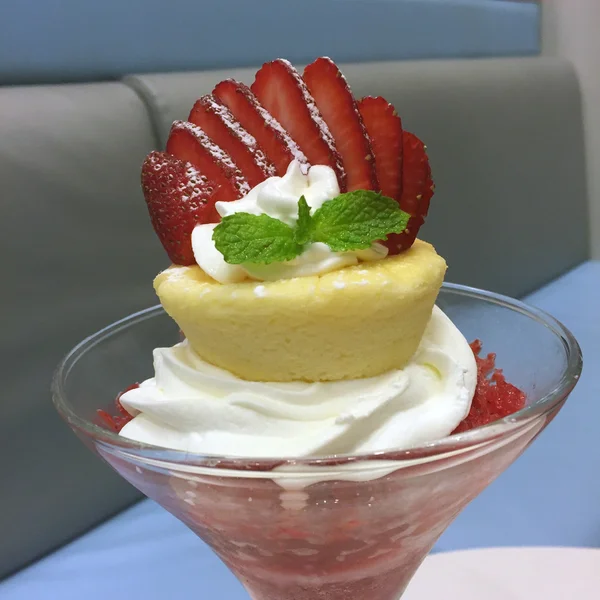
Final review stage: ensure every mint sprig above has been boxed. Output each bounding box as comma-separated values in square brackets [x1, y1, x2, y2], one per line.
[310, 191, 409, 252]
[212, 213, 301, 265]
[213, 190, 410, 265]
[294, 196, 313, 246]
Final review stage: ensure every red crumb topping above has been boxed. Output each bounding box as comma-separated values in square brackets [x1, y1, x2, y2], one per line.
[100, 341, 526, 436]
[452, 340, 526, 434]
[97, 383, 138, 432]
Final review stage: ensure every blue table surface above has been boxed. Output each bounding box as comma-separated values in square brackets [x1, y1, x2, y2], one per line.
[2, 260, 599, 600]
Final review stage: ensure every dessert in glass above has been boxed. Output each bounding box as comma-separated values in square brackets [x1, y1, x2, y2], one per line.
[53, 57, 582, 600]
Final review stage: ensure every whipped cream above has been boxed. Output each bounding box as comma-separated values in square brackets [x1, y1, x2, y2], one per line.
[191, 160, 388, 283]
[119, 307, 477, 458]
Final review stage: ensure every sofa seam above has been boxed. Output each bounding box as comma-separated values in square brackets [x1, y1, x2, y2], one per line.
[121, 75, 164, 150]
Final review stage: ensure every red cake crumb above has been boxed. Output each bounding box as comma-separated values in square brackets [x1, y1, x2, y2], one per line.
[101, 341, 526, 437]
[97, 383, 138, 432]
[452, 340, 526, 434]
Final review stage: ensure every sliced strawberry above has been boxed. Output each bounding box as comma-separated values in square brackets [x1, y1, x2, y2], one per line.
[213, 79, 308, 176]
[303, 57, 377, 192]
[357, 96, 403, 200]
[384, 133, 434, 254]
[251, 59, 346, 189]
[399, 131, 434, 219]
[188, 95, 276, 187]
[166, 120, 250, 202]
[384, 215, 424, 255]
[358, 96, 434, 254]
[141, 151, 219, 265]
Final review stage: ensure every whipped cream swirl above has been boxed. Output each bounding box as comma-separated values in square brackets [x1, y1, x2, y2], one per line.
[191, 160, 388, 284]
[119, 307, 477, 457]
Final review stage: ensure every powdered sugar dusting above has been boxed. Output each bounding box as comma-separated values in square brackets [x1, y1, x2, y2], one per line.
[175, 121, 236, 170]
[216, 79, 308, 170]
[282, 59, 337, 150]
[200, 97, 276, 177]
[173, 121, 250, 196]
[253, 284, 267, 298]
[252, 95, 308, 167]
[275, 59, 345, 186]
[253, 149, 274, 175]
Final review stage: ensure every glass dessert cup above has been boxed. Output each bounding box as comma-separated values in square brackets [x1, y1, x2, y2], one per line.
[52, 284, 582, 600]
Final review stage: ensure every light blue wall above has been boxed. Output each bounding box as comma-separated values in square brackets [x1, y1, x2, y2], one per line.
[0, 0, 540, 84]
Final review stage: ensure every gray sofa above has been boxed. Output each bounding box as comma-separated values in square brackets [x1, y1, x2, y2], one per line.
[1, 57, 598, 598]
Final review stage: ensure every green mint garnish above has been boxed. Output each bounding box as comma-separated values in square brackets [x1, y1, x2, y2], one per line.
[310, 191, 409, 252]
[212, 190, 410, 265]
[294, 195, 313, 246]
[212, 213, 302, 265]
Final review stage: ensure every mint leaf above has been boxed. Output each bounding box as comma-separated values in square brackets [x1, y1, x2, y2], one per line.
[311, 191, 409, 252]
[213, 213, 302, 264]
[212, 190, 410, 266]
[294, 196, 313, 245]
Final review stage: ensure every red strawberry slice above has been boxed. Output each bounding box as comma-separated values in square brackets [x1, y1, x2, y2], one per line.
[384, 215, 425, 255]
[357, 96, 403, 200]
[399, 131, 434, 219]
[166, 120, 250, 202]
[251, 59, 346, 189]
[141, 151, 220, 265]
[213, 79, 308, 176]
[385, 133, 434, 254]
[358, 96, 434, 254]
[303, 57, 377, 192]
[188, 95, 276, 187]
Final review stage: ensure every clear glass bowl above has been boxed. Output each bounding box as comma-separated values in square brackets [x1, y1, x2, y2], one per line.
[53, 283, 582, 600]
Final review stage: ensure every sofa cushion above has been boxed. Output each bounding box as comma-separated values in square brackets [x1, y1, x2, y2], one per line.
[2, 260, 597, 599]
[125, 57, 589, 298]
[0, 82, 162, 578]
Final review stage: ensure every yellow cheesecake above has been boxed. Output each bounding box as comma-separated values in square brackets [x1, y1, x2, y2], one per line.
[154, 239, 446, 382]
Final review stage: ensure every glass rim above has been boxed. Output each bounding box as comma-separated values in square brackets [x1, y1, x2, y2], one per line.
[52, 282, 582, 470]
